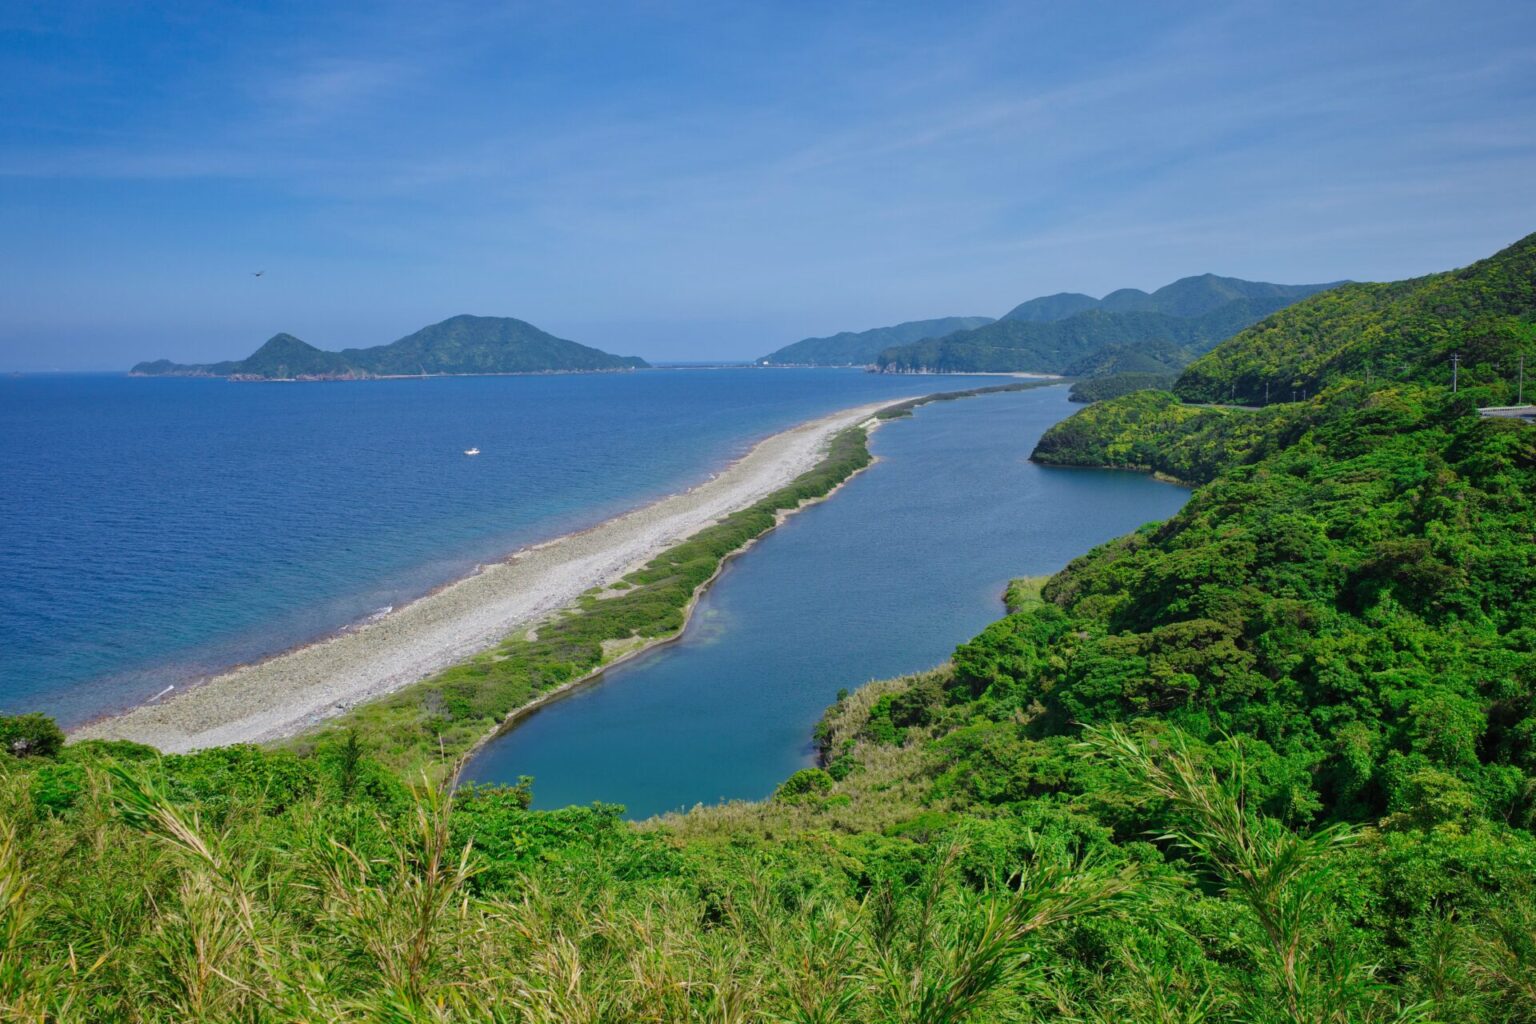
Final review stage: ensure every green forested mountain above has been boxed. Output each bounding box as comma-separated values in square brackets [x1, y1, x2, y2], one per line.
[130, 315, 648, 379]
[999, 291, 1099, 322]
[877, 293, 1330, 374]
[11, 236, 1536, 1021]
[1174, 234, 1536, 404]
[759, 315, 995, 365]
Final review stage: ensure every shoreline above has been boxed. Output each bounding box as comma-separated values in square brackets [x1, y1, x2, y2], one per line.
[71, 398, 913, 753]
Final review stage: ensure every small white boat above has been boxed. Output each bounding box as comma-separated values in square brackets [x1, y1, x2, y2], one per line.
[464, 447, 481, 456]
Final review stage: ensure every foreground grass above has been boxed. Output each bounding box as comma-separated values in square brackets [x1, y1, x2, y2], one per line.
[7, 670, 1530, 1022]
[0, 735, 1149, 1023]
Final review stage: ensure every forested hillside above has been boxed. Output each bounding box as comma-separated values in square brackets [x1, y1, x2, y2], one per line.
[876, 277, 1340, 375]
[1175, 233, 1536, 405]
[6, 235, 1536, 1021]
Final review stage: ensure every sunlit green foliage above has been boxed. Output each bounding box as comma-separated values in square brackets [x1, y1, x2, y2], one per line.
[1176, 231, 1536, 405]
[1032, 388, 1297, 482]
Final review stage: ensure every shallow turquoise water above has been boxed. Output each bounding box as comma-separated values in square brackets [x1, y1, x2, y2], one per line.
[461, 387, 1189, 817]
[0, 368, 1007, 726]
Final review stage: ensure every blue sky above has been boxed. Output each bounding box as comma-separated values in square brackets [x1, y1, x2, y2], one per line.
[2, 1, 1533, 368]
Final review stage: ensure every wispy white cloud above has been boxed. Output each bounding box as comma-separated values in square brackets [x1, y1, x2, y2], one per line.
[256, 57, 413, 127]
[2, 0, 1534, 364]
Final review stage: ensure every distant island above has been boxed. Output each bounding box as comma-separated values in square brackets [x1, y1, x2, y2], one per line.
[130, 314, 649, 380]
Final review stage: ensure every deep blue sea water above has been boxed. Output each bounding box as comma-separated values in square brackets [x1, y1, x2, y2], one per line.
[462, 387, 1189, 817]
[0, 369, 1014, 727]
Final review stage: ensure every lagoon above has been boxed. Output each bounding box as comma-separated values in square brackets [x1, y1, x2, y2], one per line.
[461, 386, 1189, 817]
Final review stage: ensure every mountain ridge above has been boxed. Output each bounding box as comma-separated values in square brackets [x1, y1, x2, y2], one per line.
[876, 275, 1345, 375]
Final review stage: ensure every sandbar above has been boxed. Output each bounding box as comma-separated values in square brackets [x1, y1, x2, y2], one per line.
[73, 398, 909, 752]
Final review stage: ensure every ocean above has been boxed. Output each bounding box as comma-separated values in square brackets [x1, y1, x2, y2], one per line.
[1, 368, 1017, 727]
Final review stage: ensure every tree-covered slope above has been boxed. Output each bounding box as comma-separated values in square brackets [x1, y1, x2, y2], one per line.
[876, 295, 1317, 374]
[130, 316, 648, 379]
[1025, 233, 1536, 825]
[758, 316, 995, 365]
[1033, 388, 1289, 479]
[1176, 231, 1536, 405]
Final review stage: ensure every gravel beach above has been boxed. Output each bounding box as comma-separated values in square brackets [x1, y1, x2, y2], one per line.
[72, 399, 905, 752]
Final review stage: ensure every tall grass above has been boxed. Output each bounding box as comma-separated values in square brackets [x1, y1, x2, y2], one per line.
[2, 757, 1136, 1022]
[3, 705, 1528, 1021]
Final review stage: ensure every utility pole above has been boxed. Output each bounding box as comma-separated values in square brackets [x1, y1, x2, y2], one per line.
[1519, 355, 1526, 405]
[1264, 381, 1269, 405]
[1451, 352, 1460, 393]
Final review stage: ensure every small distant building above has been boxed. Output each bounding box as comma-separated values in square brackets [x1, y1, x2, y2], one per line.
[1478, 405, 1536, 422]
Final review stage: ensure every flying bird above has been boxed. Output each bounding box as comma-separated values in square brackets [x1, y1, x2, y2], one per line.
[252, 270, 265, 277]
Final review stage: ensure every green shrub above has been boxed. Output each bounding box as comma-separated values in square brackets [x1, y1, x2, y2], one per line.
[0, 712, 65, 758]
[774, 767, 834, 800]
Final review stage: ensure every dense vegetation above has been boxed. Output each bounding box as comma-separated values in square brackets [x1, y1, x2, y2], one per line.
[130, 315, 648, 379]
[1032, 389, 1286, 481]
[1066, 372, 1178, 403]
[759, 316, 994, 366]
[8, 235, 1535, 1021]
[1174, 234, 1536, 406]
[876, 275, 1338, 376]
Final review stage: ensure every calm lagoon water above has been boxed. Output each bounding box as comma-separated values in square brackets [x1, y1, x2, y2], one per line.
[462, 386, 1189, 817]
[0, 368, 1010, 726]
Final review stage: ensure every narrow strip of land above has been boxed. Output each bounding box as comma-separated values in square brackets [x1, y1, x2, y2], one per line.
[72, 398, 907, 753]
